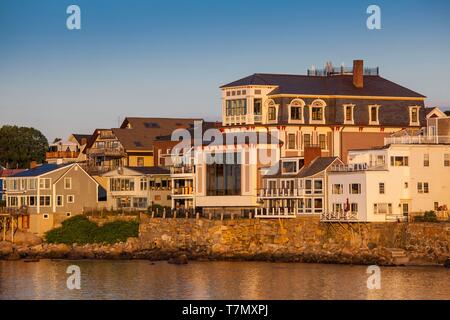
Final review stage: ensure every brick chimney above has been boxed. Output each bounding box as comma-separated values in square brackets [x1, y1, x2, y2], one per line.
[304, 146, 322, 166]
[29, 161, 38, 169]
[353, 60, 364, 88]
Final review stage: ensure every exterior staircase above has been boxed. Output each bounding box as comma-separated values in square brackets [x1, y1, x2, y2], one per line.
[384, 248, 410, 265]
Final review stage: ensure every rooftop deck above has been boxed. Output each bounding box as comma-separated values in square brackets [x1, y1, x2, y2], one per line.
[385, 136, 450, 145]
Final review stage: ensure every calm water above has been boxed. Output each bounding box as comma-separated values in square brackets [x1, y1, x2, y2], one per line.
[0, 260, 448, 300]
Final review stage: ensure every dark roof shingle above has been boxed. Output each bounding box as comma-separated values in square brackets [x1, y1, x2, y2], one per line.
[221, 73, 425, 98]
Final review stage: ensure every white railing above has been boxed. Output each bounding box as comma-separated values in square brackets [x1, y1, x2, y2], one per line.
[259, 189, 307, 197]
[331, 163, 369, 172]
[225, 115, 248, 125]
[385, 135, 450, 145]
[254, 115, 263, 123]
[321, 211, 359, 222]
[254, 207, 297, 219]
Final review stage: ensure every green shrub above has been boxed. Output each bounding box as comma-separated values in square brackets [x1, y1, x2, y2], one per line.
[0, 200, 6, 208]
[45, 216, 139, 245]
[414, 211, 438, 223]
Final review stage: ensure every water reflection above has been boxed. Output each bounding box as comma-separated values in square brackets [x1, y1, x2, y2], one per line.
[0, 260, 448, 300]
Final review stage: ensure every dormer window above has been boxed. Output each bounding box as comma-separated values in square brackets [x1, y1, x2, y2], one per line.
[309, 99, 326, 124]
[369, 105, 380, 125]
[288, 99, 305, 124]
[409, 106, 420, 125]
[281, 160, 298, 174]
[343, 104, 355, 124]
[266, 99, 278, 123]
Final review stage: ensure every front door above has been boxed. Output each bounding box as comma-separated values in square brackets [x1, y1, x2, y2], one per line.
[402, 203, 409, 217]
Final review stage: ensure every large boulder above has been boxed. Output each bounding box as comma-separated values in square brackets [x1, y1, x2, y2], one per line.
[9, 231, 43, 246]
[168, 254, 188, 265]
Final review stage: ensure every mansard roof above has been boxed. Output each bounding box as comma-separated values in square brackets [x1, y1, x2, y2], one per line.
[221, 73, 425, 98]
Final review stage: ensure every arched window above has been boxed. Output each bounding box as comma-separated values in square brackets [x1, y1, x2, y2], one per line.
[266, 99, 278, 123]
[310, 99, 326, 124]
[289, 99, 305, 123]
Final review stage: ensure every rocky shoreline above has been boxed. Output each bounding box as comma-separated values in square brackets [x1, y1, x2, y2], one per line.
[1, 238, 448, 267]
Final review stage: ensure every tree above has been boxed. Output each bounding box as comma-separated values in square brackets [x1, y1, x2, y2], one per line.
[445, 110, 450, 116]
[0, 125, 49, 168]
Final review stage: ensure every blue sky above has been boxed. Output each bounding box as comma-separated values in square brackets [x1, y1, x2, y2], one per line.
[1, 0, 449, 140]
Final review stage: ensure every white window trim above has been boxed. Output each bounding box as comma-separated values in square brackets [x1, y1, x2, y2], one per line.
[309, 99, 326, 125]
[39, 178, 52, 190]
[318, 133, 329, 151]
[288, 99, 305, 124]
[67, 195, 75, 203]
[368, 105, 381, 125]
[409, 106, 421, 126]
[39, 195, 52, 207]
[64, 177, 72, 190]
[343, 104, 355, 125]
[286, 133, 297, 150]
[266, 99, 279, 124]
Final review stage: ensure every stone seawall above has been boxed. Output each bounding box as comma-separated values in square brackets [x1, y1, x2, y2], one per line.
[0, 216, 448, 266]
[138, 216, 450, 265]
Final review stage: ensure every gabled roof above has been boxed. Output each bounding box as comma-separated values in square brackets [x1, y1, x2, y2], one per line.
[111, 128, 154, 151]
[9, 164, 71, 178]
[71, 134, 92, 145]
[221, 73, 425, 98]
[298, 157, 342, 178]
[264, 157, 342, 178]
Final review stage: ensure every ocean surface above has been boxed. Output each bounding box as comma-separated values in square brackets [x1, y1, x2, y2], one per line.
[0, 260, 448, 300]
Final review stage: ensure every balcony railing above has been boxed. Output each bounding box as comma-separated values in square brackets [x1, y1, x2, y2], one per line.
[331, 163, 387, 172]
[224, 115, 248, 125]
[385, 135, 450, 145]
[172, 187, 194, 196]
[46, 151, 80, 159]
[259, 188, 323, 197]
[254, 207, 297, 219]
[321, 211, 359, 222]
[86, 147, 125, 157]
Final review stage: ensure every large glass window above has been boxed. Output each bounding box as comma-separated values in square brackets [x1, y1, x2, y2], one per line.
[206, 153, 241, 196]
[390, 156, 409, 167]
[110, 178, 135, 191]
[226, 99, 247, 116]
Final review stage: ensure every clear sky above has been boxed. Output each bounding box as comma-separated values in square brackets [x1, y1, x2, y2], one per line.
[1, 0, 449, 141]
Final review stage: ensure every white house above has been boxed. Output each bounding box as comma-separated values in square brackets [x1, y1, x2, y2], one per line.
[326, 142, 450, 222]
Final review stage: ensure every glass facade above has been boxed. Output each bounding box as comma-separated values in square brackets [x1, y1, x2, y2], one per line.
[206, 152, 241, 196]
